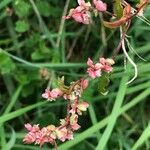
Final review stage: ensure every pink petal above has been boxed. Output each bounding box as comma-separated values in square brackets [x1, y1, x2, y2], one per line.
[72, 12, 83, 23]
[71, 123, 81, 130]
[87, 58, 94, 66]
[93, 0, 107, 12]
[25, 123, 32, 132]
[77, 0, 85, 6]
[80, 79, 89, 89]
[77, 101, 89, 111]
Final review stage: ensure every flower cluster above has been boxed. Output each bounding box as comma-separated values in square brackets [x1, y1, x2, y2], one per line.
[64, 0, 107, 24]
[87, 57, 114, 79]
[42, 88, 63, 101]
[23, 57, 114, 148]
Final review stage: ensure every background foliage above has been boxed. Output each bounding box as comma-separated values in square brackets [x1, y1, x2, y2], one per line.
[0, 0, 150, 149]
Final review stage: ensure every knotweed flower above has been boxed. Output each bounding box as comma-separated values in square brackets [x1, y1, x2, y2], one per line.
[87, 57, 114, 78]
[23, 124, 56, 147]
[93, 0, 107, 12]
[64, 0, 92, 24]
[87, 58, 103, 79]
[42, 88, 63, 101]
[99, 58, 114, 73]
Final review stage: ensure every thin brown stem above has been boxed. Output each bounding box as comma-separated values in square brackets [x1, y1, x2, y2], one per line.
[54, 141, 58, 150]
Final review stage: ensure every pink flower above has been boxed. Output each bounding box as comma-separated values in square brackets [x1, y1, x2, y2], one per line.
[93, 0, 107, 12]
[87, 58, 102, 79]
[51, 88, 63, 98]
[56, 127, 73, 142]
[69, 103, 76, 114]
[99, 58, 113, 73]
[70, 114, 81, 130]
[77, 101, 89, 112]
[23, 124, 56, 147]
[23, 132, 36, 144]
[42, 89, 51, 99]
[80, 79, 89, 89]
[42, 88, 63, 101]
[25, 123, 39, 132]
[64, 0, 91, 24]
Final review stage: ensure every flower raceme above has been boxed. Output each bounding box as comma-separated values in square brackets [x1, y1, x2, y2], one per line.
[23, 57, 114, 148]
[64, 0, 107, 24]
[23, 78, 89, 147]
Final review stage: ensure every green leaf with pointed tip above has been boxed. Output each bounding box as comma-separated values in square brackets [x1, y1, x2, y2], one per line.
[57, 76, 69, 92]
[98, 73, 110, 96]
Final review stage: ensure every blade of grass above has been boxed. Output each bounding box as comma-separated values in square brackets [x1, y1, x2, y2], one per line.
[0, 126, 6, 149]
[3, 126, 16, 150]
[4, 85, 23, 114]
[88, 104, 101, 140]
[0, 48, 87, 68]
[96, 68, 129, 150]
[0, 101, 47, 124]
[13, 144, 47, 150]
[0, 100, 68, 124]
[58, 88, 150, 150]
[94, 81, 150, 102]
[131, 121, 150, 150]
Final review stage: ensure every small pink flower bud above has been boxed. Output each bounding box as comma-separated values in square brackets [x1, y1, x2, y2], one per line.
[23, 132, 36, 144]
[42, 88, 63, 101]
[87, 58, 94, 66]
[51, 88, 63, 98]
[106, 58, 115, 65]
[93, 0, 107, 12]
[77, 101, 89, 111]
[56, 127, 68, 142]
[81, 79, 89, 89]
[95, 63, 103, 69]
[46, 125, 56, 131]
[99, 57, 114, 73]
[42, 89, 51, 99]
[70, 114, 81, 130]
[25, 123, 33, 132]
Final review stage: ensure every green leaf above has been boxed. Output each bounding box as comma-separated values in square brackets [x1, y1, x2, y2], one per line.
[0, 50, 16, 74]
[15, 20, 29, 33]
[31, 41, 52, 60]
[13, 0, 31, 17]
[98, 73, 110, 95]
[113, 0, 123, 19]
[36, 1, 51, 17]
[31, 51, 46, 60]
